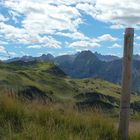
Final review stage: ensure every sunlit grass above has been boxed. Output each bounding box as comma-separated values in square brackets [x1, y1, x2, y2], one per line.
[0, 94, 140, 140]
[0, 94, 117, 140]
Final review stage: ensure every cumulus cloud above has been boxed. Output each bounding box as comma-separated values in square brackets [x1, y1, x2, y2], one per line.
[1, 0, 85, 50]
[0, 22, 61, 48]
[56, 31, 89, 40]
[77, 0, 140, 28]
[0, 22, 26, 41]
[69, 40, 100, 50]
[27, 45, 42, 49]
[27, 37, 61, 49]
[76, 3, 97, 18]
[67, 33, 117, 50]
[2, 0, 140, 35]
[108, 43, 122, 48]
[1, 0, 137, 55]
[97, 34, 117, 42]
[57, 32, 117, 43]
[3, 0, 82, 34]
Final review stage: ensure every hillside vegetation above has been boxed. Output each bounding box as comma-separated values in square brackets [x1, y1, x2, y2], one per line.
[5, 50, 140, 93]
[0, 94, 140, 140]
[0, 61, 140, 139]
[0, 61, 140, 112]
[0, 94, 116, 140]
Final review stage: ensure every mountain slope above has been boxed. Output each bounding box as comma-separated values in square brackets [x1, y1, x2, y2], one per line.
[57, 51, 140, 93]
[94, 52, 120, 62]
[7, 51, 121, 83]
[0, 61, 139, 111]
[58, 51, 104, 78]
[5, 50, 140, 93]
[6, 54, 54, 63]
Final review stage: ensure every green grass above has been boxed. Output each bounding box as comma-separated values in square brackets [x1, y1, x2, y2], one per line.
[0, 95, 140, 140]
[0, 61, 140, 111]
[0, 94, 117, 140]
[0, 62, 140, 139]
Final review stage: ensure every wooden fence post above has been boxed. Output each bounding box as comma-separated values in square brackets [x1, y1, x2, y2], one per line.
[118, 28, 134, 140]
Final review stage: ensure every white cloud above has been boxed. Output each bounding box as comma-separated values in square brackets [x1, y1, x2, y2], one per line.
[110, 24, 124, 29]
[95, 0, 140, 27]
[69, 40, 100, 49]
[3, 0, 82, 34]
[0, 20, 115, 50]
[8, 10, 21, 23]
[108, 43, 122, 48]
[57, 32, 117, 43]
[27, 45, 42, 49]
[0, 46, 6, 53]
[67, 33, 117, 50]
[0, 14, 7, 22]
[2, 0, 140, 36]
[1, 0, 138, 57]
[76, 0, 140, 28]
[0, 22, 61, 48]
[1, 0, 84, 50]
[97, 34, 117, 42]
[3, 0, 95, 8]
[27, 37, 61, 49]
[56, 31, 89, 40]
[136, 36, 140, 40]
[0, 40, 8, 45]
[0, 23, 25, 42]
[76, 3, 97, 18]
[40, 36, 61, 48]
[49, 0, 95, 5]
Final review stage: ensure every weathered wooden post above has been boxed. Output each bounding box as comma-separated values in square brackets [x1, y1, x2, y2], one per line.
[118, 28, 134, 140]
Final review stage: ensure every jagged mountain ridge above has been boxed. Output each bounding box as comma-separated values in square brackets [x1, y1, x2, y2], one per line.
[5, 51, 119, 63]
[4, 50, 140, 93]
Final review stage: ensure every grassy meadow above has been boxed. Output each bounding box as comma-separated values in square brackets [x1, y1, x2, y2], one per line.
[0, 93, 116, 140]
[0, 61, 140, 139]
[0, 94, 140, 140]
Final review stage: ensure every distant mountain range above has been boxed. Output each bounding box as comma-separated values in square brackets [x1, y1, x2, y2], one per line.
[55, 51, 140, 93]
[6, 53, 54, 63]
[4, 51, 140, 93]
[94, 52, 120, 62]
[5, 51, 120, 63]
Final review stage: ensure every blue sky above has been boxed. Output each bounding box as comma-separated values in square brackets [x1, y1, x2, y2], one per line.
[0, 0, 140, 59]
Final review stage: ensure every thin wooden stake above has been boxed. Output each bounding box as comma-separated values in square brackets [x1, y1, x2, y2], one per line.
[118, 28, 134, 140]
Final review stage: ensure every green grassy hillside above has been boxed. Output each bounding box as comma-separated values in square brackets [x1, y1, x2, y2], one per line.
[0, 61, 139, 111]
[0, 61, 140, 139]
